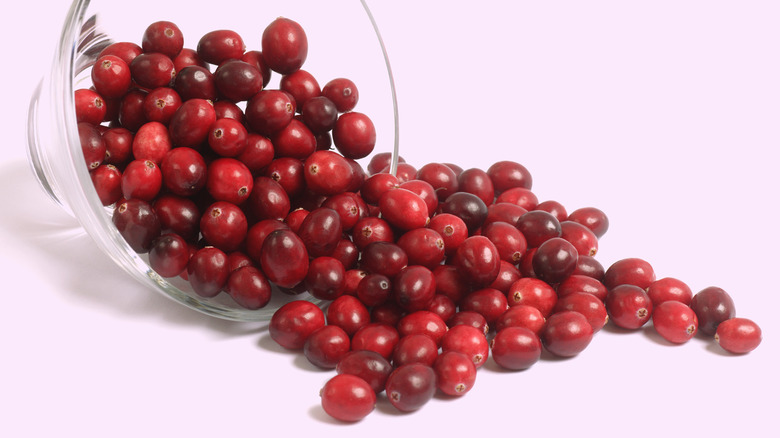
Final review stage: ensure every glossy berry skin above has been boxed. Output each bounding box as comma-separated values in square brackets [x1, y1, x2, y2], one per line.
[556, 274, 609, 302]
[200, 201, 248, 252]
[507, 277, 558, 317]
[532, 237, 578, 285]
[652, 301, 698, 344]
[142, 21, 183, 58]
[173, 66, 217, 101]
[715, 318, 762, 354]
[359, 242, 408, 278]
[245, 176, 291, 222]
[197, 29, 245, 65]
[121, 159, 162, 201]
[516, 210, 561, 248]
[553, 292, 608, 332]
[440, 192, 488, 234]
[130, 52, 175, 89]
[187, 246, 229, 298]
[482, 221, 527, 264]
[646, 277, 693, 306]
[494, 304, 546, 335]
[541, 311, 594, 357]
[603, 257, 656, 291]
[396, 228, 445, 270]
[486, 160, 533, 192]
[225, 266, 272, 310]
[301, 96, 338, 133]
[320, 374, 376, 422]
[304, 256, 346, 301]
[214, 60, 262, 102]
[142, 87, 182, 125]
[491, 326, 542, 370]
[428, 213, 469, 256]
[336, 350, 393, 394]
[148, 233, 189, 278]
[90, 164, 123, 206]
[393, 266, 436, 312]
[326, 295, 370, 337]
[378, 188, 429, 231]
[459, 288, 509, 326]
[605, 284, 654, 330]
[351, 323, 400, 360]
[168, 98, 216, 148]
[268, 300, 325, 350]
[447, 311, 489, 336]
[160, 147, 206, 197]
[75, 88, 106, 125]
[396, 310, 448, 346]
[452, 236, 501, 287]
[280, 69, 321, 109]
[91, 55, 131, 99]
[690, 286, 736, 336]
[132, 121, 172, 164]
[567, 206, 609, 239]
[208, 117, 248, 157]
[260, 229, 309, 289]
[297, 207, 342, 258]
[433, 351, 477, 396]
[206, 158, 253, 205]
[112, 198, 161, 253]
[385, 363, 437, 412]
[496, 187, 538, 210]
[560, 220, 599, 257]
[304, 325, 351, 369]
[245, 90, 296, 136]
[332, 112, 376, 159]
[261, 17, 308, 74]
[79, 122, 106, 170]
[304, 150, 354, 196]
[440, 325, 490, 368]
[322, 77, 359, 112]
[392, 334, 439, 367]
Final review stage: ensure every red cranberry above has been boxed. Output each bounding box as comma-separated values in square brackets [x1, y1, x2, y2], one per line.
[484, 202, 527, 228]
[355, 273, 392, 307]
[370, 302, 405, 327]
[447, 311, 489, 336]
[385, 363, 437, 412]
[280, 69, 321, 109]
[237, 134, 274, 173]
[187, 246, 229, 298]
[516, 210, 562, 248]
[214, 60, 262, 102]
[197, 29, 245, 65]
[351, 217, 395, 250]
[271, 119, 316, 159]
[490, 261, 523, 294]
[102, 127, 133, 166]
[261, 17, 308, 74]
[359, 241, 408, 278]
[399, 179, 438, 216]
[652, 301, 698, 344]
[75, 89, 107, 125]
[487, 160, 533, 192]
[240, 50, 272, 88]
[121, 159, 162, 201]
[541, 310, 594, 357]
[173, 48, 206, 72]
[225, 266, 272, 310]
[482, 221, 527, 264]
[322, 77, 359, 112]
[268, 300, 325, 350]
[141, 21, 183, 58]
[148, 233, 189, 278]
[153, 195, 200, 242]
[245, 89, 296, 136]
[451, 235, 501, 287]
[491, 326, 542, 370]
[301, 96, 338, 134]
[296, 207, 342, 257]
[433, 350, 477, 396]
[534, 200, 568, 223]
[304, 256, 345, 301]
[331, 238, 359, 270]
[416, 162, 459, 202]
[556, 274, 609, 302]
[336, 350, 392, 394]
[427, 213, 468, 256]
[226, 251, 253, 272]
[392, 334, 439, 368]
[118, 89, 148, 132]
[646, 277, 693, 306]
[160, 147, 206, 197]
[173, 65, 217, 101]
[382, 162, 417, 184]
[560, 220, 599, 257]
[320, 374, 375, 422]
[393, 265, 436, 312]
[259, 229, 309, 289]
[168, 98, 216, 147]
[91, 55, 131, 99]
[459, 288, 509, 326]
[78, 122, 106, 170]
[200, 201, 247, 252]
[433, 264, 471, 304]
[715, 318, 762, 354]
[214, 100, 244, 122]
[396, 310, 448, 346]
[321, 192, 366, 232]
[208, 118, 248, 157]
[553, 292, 608, 332]
[567, 206, 609, 238]
[98, 41, 142, 65]
[303, 150, 354, 196]
[245, 176, 291, 222]
[427, 294, 457, 323]
[690, 286, 736, 336]
[440, 324, 489, 368]
[244, 219, 289, 264]
[396, 228, 445, 270]
[603, 257, 656, 291]
[343, 268, 368, 297]
[351, 323, 400, 360]
[605, 284, 654, 329]
[532, 237, 578, 285]
[360, 172, 399, 205]
[90, 164, 123, 206]
[457, 168, 495, 206]
[507, 277, 558, 317]
[303, 325, 350, 369]
[573, 255, 606, 281]
[326, 294, 370, 337]
[206, 158, 253, 205]
[142, 87, 181, 125]
[496, 187, 538, 210]
[132, 121, 171, 164]
[494, 304, 546, 335]
[378, 188, 430, 231]
[441, 192, 488, 234]
[112, 198, 161, 253]
[130, 52, 175, 89]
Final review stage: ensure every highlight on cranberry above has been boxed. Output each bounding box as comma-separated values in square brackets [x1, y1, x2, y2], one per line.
[76, 17, 762, 423]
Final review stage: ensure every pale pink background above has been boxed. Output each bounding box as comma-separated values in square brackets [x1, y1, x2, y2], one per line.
[2, 1, 778, 437]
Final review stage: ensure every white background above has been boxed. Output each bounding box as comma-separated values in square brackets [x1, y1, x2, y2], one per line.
[2, 1, 778, 437]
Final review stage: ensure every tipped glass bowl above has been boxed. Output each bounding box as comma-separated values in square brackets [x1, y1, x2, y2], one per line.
[27, 0, 399, 321]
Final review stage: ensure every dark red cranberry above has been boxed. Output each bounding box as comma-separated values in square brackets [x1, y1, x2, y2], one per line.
[541, 310, 594, 357]
[715, 318, 762, 354]
[130, 52, 175, 89]
[457, 168, 495, 206]
[173, 65, 217, 101]
[245, 89, 296, 136]
[378, 188, 430, 231]
[487, 160, 533, 192]
[351, 323, 400, 360]
[417, 162, 459, 201]
[532, 237, 578, 285]
[351, 217, 395, 250]
[244, 219, 289, 264]
[90, 164, 122, 206]
[142, 21, 183, 58]
[261, 17, 308, 74]
[92, 55, 131, 99]
[396, 228, 445, 270]
[516, 210, 562, 248]
[647, 277, 693, 306]
[385, 363, 437, 412]
[484, 202, 528, 228]
[98, 41, 142, 66]
[244, 176, 290, 223]
[460, 288, 509, 326]
[326, 294, 370, 337]
[392, 334, 439, 368]
[79, 122, 106, 170]
[482, 221, 527, 264]
[336, 350, 393, 394]
[355, 273, 392, 307]
[556, 274, 608, 302]
[304, 256, 345, 300]
[200, 201, 247, 252]
[603, 257, 656, 291]
[271, 118, 316, 159]
[301, 96, 338, 133]
[433, 350, 477, 396]
[148, 233, 189, 278]
[494, 304, 546, 335]
[75, 88, 106, 126]
[441, 192, 488, 233]
[518, 247, 538, 279]
[507, 277, 558, 317]
[652, 300, 698, 344]
[303, 325, 351, 369]
[426, 294, 457, 323]
[491, 326, 542, 370]
[226, 251, 253, 272]
[121, 159, 162, 201]
[330, 238, 359, 270]
[573, 255, 606, 281]
[213, 100, 244, 122]
[440, 325, 489, 368]
[237, 133, 274, 173]
[268, 300, 325, 349]
[343, 269, 368, 297]
[359, 242, 408, 278]
[160, 147, 206, 197]
[690, 286, 736, 336]
[393, 265, 436, 312]
[240, 50, 272, 88]
[118, 89, 148, 132]
[296, 207, 342, 257]
[187, 246, 229, 298]
[560, 220, 599, 257]
[433, 264, 471, 304]
[279, 69, 320, 109]
[214, 59, 262, 102]
[451, 235, 501, 287]
[132, 121, 171, 164]
[567, 206, 609, 238]
[322, 77, 359, 112]
[332, 112, 376, 159]
[447, 311, 489, 336]
[259, 229, 309, 289]
[496, 187, 539, 210]
[370, 302, 405, 327]
[208, 118, 248, 157]
[142, 87, 181, 125]
[153, 195, 200, 242]
[168, 98, 216, 147]
[206, 158, 253, 205]
[112, 198, 161, 253]
[225, 265, 272, 310]
[320, 374, 375, 422]
[605, 284, 654, 330]
[197, 29, 245, 65]
[554, 292, 608, 332]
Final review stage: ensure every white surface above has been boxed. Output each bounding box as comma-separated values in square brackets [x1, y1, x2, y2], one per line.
[2, 1, 778, 437]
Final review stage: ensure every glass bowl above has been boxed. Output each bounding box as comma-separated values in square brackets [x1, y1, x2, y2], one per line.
[26, 0, 400, 321]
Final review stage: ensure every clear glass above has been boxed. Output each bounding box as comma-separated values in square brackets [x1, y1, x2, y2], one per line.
[26, 0, 399, 321]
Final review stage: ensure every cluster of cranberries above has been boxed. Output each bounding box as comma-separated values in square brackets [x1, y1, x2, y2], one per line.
[76, 18, 762, 423]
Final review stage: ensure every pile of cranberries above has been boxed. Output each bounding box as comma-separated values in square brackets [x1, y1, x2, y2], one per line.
[76, 18, 762, 422]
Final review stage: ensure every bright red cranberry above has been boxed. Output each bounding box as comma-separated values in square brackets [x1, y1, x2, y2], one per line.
[279, 69, 320, 109]
[392, 334, 439, 368]
[416, 162, 459, 202]
[90, 164, 122, 206]
[351, 217, 395, 250]
[336, 350, 392, 395]
[225, 265, 271, 310]
[484, 202, 528, 228]
[518, 247, 537, 278]
[322, 77, 359, 112]
[121, 159, 161, 201]
[245, 89, 296, 136]
[554, 292, 608, 332]
[603, 257, 656, 291]
[516, 210, 562, 248]
[433, 264, 471, 304]
[646, 277, 693, 306]
[213, 100, 244, 122]
[652, 301, 698, 344]
[487, 160, 533, 192]
[159, 147, 206, 197]
[507, 277, 558, 317]
[92, 55, 131, 99]
[79, 122, 106, 170]
[427, 213, 468, 256]
[112, 198, 161, 253]
[533, 200, 568, 223]
[208, 118, 248, 157]
[332, 112, 376, 159]
[393, 265, 436, 312]
[605, 284, 654, 329]
[496, 187, 538, 209]
[326, 294, 370, 337]
[141, 20, 183, 58]
[396, 228, 445, 270]
[271, 118, 316, 159]
[142, 87, 181, 125]
[378, 188, 430, 231]
[567, 206, 609, 238]
[573, 255, 606, 281]
[399, 179, 438, 216]
[187, 246, 229, 298]
[560, 220, 598, 257]
[351, 323, 400, 360]
[118, 89, 148, 132]
[385, 363, 437, 412]
[261, 17, 308, 74]
[360, 172, 399, 205]
[173, 65, 217, 101]
[491, 326, 542, 370]
[200, 201, 247, 252]
[304, 256, 345, 300]
[303, 325, 351, 369]
[532, 237, 578, 285]
[482, 221, 527, 264]
[148, 233, 189, 278]
[440, 324, 489, 368]
[541, 310, 593, 357]
[132, 121, 171, 164]
[130, 52, 175, 89]
[214, 59, 262, 102]
[303, 150, 353, 195]
[494, 304, 546, 334]
[452, 235, 501, 287]
[460, 288, 509, 326]
[433, 350, 477, 396]
[168, 98, 216, 147]
[427, 294, 457, 323]
[206, 158, 253, 205]
[75, 88, 106, 125]
[396, 310, 448, 346]
[556, 274, 608, 302]
[321, 192, 366, 232]
[715, 318, 762, 354]
[269, 300, 325, 349]
[690, 286, 736, 336]
[381, 162, 417, 184]
[98, 41, 142, 65]
[301, 96, 338, 133]
[343, 268, 368, 297]
[320, 374, 375, 422]
[490, 261, 523, 294]
[197, 29, 245, 65]
[259, 229, 309, 289]
[237, 133, 274, 173]
[447, 311, 489, 336]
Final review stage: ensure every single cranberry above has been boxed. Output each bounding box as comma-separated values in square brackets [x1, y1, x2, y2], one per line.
[427, 213, 468, 256]
[355, 273, 392, 307]
[148, 233, 189, 278]
[264, 157, 304, 197]
[460, 288, 509, 326]
[75, 88, 106, 125]
[141, 87, 181, 125]
[244, 219, 289, 264]
[494, 304, 546, 334]
[79, 122, 106, 170]
[646, 277, 693, 306]
[304, 256, 346, 301]
[336, 350, 392, 394]
[427, 294, 457, 323]
[359, 242, 408, 279]
[532, 237, 578, 285]
[237, 133, 274, 173]
[332, 112, 376, 159]
[487, 160, 533, 192]
[385, 363, 437, 412]
[690, 286, 736, 336]
[118, 89, 148, 132]
[197, 29, 245, 65]
[491, 326, 542, 370]
[303, 325, 351, 369]
[279, 69, 321, 109]
[392, 334, 439, 368]
[200, 201, 247, 252]
[168, 98, 216, 147]
[484, 202, 528, 228]
[433, 350, 477, 396]
[457, 168, 495, 206]
[321, 192, 366, 231]
[321, 77, 359, 112]
[331, 238, 359, 270]
[652, 300, 698, 344]
[416, 162, 459, 202]
[245, 176, 291, 222]
[301, 96, 338, 134]
[440, 324, 489, 368]
[452, 235, 501, 287]
[303, 150, 354, 195]
[370, 301, 405, 327]
[433, 264, 471, 304]
[187, 246, 229, 298]
[271, 118, 316, 159]
[399, 179, 438, 216]
[541, 310, 594, 357]
[112, 198, 161, 253]
[320, 374, 375, 422]
[121, 159, 162, 201]
[259, 229, 309, 288]
[159, 147, 206, 197]
[496, 187, 538, 210]
[360, 172, 399, 205]
[396, 310, 448, 346]
[130, 52, 175, 89]
[715, 318, 762, 354]
[482, 221, 527, 264]
[351, 217, 395, 250]
[208, 118, 248, 157]
[603, 257, 656, 291]
[261, 17, 308, 74]
[214, 59, 262, 102]
[90, 164, 123, 206]
[98, 41, 142, 66]
[567, 206, 609, 238]
[396, 228, 445, 270]
[447, 311, 489, 336]
[245, 89, 296, 136]
[378, 188, 430, 230]
[605, 284, 654, 330]
[560, 220, 599, 257]
[516, 210, 562, 248]
[91, 55, 131, 99]
[132, 121, 171, 164]
[173, 65, 217, 101]
[326, 294, 370, 337]
[296, 207, 342, 257]
[573, 255, 606, 281]
[393, 265, 436, 312]
[534, 200, 568, 223]
[268, 300, 325, 349]
[490, 261, 523, 294]
[554, 292, 608, 332]
[225, 265, 272, 310]
[214, 100, 244, 122]
[351, 323, 400, 360]
[173, 48, 207, 72]
[556, 274, 608, 302]
[153, 195, 200, 242]
[507, 277, 558, 317]
[206, 158, 253, 205]
[141, 20, 183, 58]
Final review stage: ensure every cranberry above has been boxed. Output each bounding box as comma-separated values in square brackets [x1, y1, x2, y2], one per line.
[484, 202, 528, 228]
[303, 150, 354, 196]
[112, 198, 161, 253]
[440, 324, 489, 368]
[79, 122, 106, 170]
[605, 284, 654, 330]
[259, 229, 309, 289]
[540, 311, 594, 357]
[457, 167, 495, 206]
[451, 235, 501, 287]
[168, 98, 216, 147]
[336, 350, 392, 394]
[245, 89, 296, 136]
[148, 233, 189, 278]
[130, 52, 175, 89]
[91, 55, 131, 99]
[487, 160, 533, 192]
[560, 220, 599, 257]
[225, 266, 272, 310]
[715, 318, 762, 354]
[153, 195, 200, 242]
[360, 172, 399, 205]
[351, 217, 395, 250]
[208, 118, 248, 157]
[359, 242, 408, 278]
[296, 207, 342, 257]
[416, 163, 459, 202]
[173, 48, 208, 71]
[75, 88, 106, 126]
[326, 294, 370, 337]
[304, 256, 345, 300]
[532, 237, 578, 285]
[98, 41, 142, 66]
[237, 133, 274, 173]
[261, 17, 308, 74]
[507, 277, 558, 317]
[447, 311, 489, 336]
[187, 246, 229, 298]
[206, 158, 253, 205]
[280, 69, 320, 109]
[322, 77, 359, 112]
[331, 238, 359, 270]
[516, 210, 562, 248]
[396, 310, 448, 345]
[491, 326, 542, 370]
[490, 261, 523, 294]
[383, 162, 417, 184]
[355, 273, 392, 307]
[214, 100, 244, 122]
[393, 265, 436, 312]
[227, 251, 253, 272]
[433, 350, 477, 396]
[159, 147, 206, 197]
[121, 159, 162, 201]
[441, 192, 488, 233]
[534, 200, 568, 223]
[427, 294, 457, 323]
[603, 257, 656, 291]
[173, 65, 217, 101]
[652, 301, 698, 344]
[494, 304, 546, 335]
[343, 269, 368, 297]
[428, 213, 469, 256]
[271, 119, 316, 159]
[460, 288, 509, 326]
[320, 374, 376, 422]
[567, 206, 609, 238]
[690, 286, 736, 336]
[321, 192, 366, 231]
[214, 60, 262, 102]
[378, 188, 430, 231]
[245, 176, 291, 222]
[240, 50, 272, 88]
[396, 228, 445, 270]
[301, 96, 338, 134]
[399, 179, 438, 216]
[90, 164, 123, 206]
[132, 121, 171, 164]
[518, 247, 538, 278]
[482, 221, 527, 264]
[332, 112, 376, 159]
[496, 187, 538, 210]
[392, 334, 439, 367]
[351, 323, 400, 360]
[556, 274, 609, 302]
[573, 255, 606, 281]
[385, 363, 437, 412]
[370, 302, 405, 327]
[197, 29, 245, 65]
[141, 21, 183, 58]
[142, 87, 182, 125]
[303, 325, 351, 369]
[646, 277, 693, 306]
[554, 292, 608, 332]
[118, 89, 148, 132]
[200, 201, 247, 252]
[245, 219, 289, 263]
[433, 264, 471, 304]
[268, 300, 325, 350]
